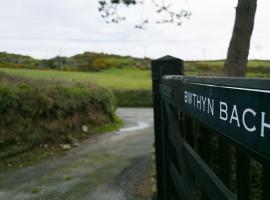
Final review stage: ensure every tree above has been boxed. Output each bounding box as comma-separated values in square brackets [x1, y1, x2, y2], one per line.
[224, 0, 257, 77]
[98, 0, 257, 77]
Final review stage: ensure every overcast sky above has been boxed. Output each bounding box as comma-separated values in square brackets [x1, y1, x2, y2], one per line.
[0, 0, 269, 60]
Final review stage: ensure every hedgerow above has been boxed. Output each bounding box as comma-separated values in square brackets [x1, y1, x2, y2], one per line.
[0, 72, 118, 160]
[113, 89, 152, 107]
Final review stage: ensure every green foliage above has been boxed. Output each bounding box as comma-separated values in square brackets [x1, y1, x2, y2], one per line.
[0, 52, 150, 72]
[39, 56, 78, 70]
[0, 67, 152, 90]
[31, 188, 41, 194]
[185, 60, 270, 77]
[113, 89, 152, 107]
[0, 68, 153, 107]
[2, 51, 270, 77]
[0, 86, 19, 112]
[92, 115, 123, 133]
[0, 73, 118, 160]
[72, 52, 150, 71]
[1, 55, 270, 109]
[0, 52, 37, 65]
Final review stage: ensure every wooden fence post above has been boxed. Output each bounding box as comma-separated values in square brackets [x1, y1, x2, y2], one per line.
[151, 55, 184, 200]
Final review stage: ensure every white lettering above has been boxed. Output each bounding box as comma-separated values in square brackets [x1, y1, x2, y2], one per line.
[220, 101, 228, 121]
[197, 95, 202, 110]
[242, 108, 256, 132]
[202, 96, 207, 112]
[208, 99, 214, 116]
[261, 112, 270, 138]
[188, 92, 192, 104]
[184, 91, 214, 116]
[193, 94, 196, 106]
[229, 105, 240, 127]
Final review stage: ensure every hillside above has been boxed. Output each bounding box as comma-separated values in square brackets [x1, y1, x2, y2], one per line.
[185, 60, 270, 77]
[0, 52, 151, 71]
[1, 52, 270, 77]
[1, 53, 270, 108]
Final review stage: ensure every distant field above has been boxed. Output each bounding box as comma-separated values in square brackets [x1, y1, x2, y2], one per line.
[0, 67, 152, 90]
[1, 60, 270, 92]
[2, 51, 270, 79]
[185, 60, 270, 77]
[186, 60, 270, 68]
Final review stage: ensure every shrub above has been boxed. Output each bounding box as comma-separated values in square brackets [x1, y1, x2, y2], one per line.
[39, 56, 78, 70]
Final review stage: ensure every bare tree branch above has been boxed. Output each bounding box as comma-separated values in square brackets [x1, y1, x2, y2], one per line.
[98, 0, 191, 28]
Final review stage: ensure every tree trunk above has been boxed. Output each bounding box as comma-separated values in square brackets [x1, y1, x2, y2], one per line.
[224, 0, 257, 77]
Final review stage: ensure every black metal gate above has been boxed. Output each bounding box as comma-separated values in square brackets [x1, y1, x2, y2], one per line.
[152, 56, 270, 200]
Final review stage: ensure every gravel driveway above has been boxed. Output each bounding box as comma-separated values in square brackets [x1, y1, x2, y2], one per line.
[0, 108, 154, 200]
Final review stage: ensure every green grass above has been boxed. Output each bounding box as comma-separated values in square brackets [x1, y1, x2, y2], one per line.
[31, 188, 41, 194]
[0, 67, 153, 107]
[1, 61, 270, 108]
[1, 60, 270, 92]
[113, 89, 152, 107]
[185, 60, 270, 77]
[0, 67, 152, 90]
[92, 116, 123, 134]
[186, 60, 270, 68]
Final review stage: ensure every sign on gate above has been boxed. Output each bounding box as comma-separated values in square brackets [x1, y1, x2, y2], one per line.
[182, 81, 270, 160]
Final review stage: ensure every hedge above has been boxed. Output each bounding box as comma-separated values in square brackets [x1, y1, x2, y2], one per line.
[0, 73, 117, 159]
[113, 89, 153, 107]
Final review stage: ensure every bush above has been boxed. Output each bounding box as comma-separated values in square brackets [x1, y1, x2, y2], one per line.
[72, 52, 150, 71]
[39, 56, 78, 70]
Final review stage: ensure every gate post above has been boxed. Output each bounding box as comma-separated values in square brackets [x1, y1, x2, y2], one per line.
[151, 56, 184, 200]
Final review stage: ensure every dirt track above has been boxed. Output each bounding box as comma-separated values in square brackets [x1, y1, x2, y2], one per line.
[0, 108, 154, 200]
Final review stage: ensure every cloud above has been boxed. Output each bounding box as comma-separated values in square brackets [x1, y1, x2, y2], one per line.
[0, 0, 269, 60]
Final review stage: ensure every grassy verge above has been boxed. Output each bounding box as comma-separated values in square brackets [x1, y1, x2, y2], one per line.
[92, 115, 124, 133]
[0, 118, 123, 172]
